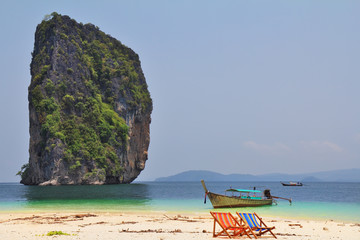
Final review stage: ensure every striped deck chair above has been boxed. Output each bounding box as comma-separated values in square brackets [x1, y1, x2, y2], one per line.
[236, 212, 277, 239]
[210, 212, 253, 239]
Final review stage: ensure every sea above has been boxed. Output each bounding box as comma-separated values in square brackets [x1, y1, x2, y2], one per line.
[0, 181, 359, 223]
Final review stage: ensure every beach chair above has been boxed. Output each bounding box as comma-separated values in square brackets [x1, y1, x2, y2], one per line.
[236, 212, 277, 238]
[210, 212, 253, 239]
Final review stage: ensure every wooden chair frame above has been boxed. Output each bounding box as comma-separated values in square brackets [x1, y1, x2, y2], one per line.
[210, 212, 253, 239]
[236, 212, 277, 239]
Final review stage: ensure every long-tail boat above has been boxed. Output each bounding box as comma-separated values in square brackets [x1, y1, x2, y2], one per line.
[201, 180, 291, 208]
[281, 181, 303, 186]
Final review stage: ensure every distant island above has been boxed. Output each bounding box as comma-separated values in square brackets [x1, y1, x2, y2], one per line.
[155, 168, 360, 182]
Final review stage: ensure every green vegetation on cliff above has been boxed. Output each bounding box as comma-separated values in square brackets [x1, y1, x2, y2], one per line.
[21, 12, 152, 184]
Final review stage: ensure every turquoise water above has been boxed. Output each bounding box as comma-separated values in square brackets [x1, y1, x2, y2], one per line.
[0, 182, 359, 223]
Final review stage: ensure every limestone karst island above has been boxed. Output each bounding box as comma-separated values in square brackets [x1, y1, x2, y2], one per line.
[19, 13, 152, 185]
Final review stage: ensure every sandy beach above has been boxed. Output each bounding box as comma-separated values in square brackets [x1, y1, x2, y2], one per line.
[0, 211, 359, 240]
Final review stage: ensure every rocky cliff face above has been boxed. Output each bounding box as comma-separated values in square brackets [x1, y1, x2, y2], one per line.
[20, 13, 152, 185]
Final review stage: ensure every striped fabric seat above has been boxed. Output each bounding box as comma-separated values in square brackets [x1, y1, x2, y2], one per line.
[210, 212, 252, 238]
[237, 212, 277, 239]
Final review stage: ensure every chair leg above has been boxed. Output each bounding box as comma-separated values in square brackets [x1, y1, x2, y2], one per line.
[242, 228, 254, 239]
[254, 213, 276, 239]
[213, 219, 233, 238]
[213, 219, 216, 237]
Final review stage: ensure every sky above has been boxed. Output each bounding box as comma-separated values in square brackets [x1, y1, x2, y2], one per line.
[0, 0, 359, 182]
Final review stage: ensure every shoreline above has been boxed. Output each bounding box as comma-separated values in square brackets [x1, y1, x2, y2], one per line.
[1, 206, 359, 224]
[0, 211, 359, 239]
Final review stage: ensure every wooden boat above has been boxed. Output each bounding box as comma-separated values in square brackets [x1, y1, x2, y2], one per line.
[201, 180, 274, 208]
[281, 182, 303, 186]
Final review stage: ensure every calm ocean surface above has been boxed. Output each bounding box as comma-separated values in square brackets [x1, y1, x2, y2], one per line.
[0, 182, 359, 222]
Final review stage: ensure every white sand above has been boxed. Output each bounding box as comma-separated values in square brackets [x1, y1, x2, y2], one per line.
[0, 211, 359, 239]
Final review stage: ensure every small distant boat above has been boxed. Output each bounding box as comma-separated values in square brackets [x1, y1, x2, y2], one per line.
[201, 180, 291, 208]
[281, 182, 303, 186]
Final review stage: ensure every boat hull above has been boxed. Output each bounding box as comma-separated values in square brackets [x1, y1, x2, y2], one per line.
[207, 192, 273, 208]
[281, 183, 303, 186]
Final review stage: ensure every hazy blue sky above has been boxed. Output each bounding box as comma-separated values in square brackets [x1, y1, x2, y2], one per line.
[0, 0, 359, 182]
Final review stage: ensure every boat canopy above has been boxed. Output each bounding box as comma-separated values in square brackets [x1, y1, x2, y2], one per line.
[225, 188, 261, 193]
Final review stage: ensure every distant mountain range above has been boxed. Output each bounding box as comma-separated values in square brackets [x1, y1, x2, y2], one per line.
[155, 168, 360, 182]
